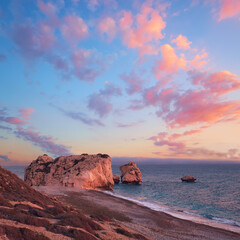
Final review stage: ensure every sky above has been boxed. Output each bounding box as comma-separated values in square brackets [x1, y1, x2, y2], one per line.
[0, 0, 240, 166]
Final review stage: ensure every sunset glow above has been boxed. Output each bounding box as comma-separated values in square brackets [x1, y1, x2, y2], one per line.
[0, 0, 240, 165]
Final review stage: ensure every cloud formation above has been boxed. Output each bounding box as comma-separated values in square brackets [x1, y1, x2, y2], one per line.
[190, 70, 240, 96]
[19, 108, 34, 120]
[0, 107, 34, 125]
[153, 44, 186, 78]
[190, 51, 208, 69]
[120, 71, 144, 95]
[0, 155, 10, 162]
[131, 69, 240, 128]
[10, 21, 56, 59]
[88, 83, 122, 117]
[149, 131, 240, 160]
[0, 108, 25, 125]
[171, 35, 192, 50]
[71, 49, 110, 82]
[0, 125, 12, 131]
[119, 2, 166, 56]
[14, 127, 72, 156]
[98, 17, 116, 41]
[60, 15, 88, 47]
[37, 0, 58, 17]
[218, 0, 240, 21]
[52, 105, 104, 126]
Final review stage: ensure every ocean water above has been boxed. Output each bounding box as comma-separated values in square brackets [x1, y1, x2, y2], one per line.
[5, 164, 240, 231]
[111, 164, 240, 229]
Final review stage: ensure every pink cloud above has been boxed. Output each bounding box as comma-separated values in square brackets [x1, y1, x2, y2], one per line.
[11, 21, 56, 59]
[60, 15, 88, 47]
[98, 17, 116, 41]
[165, 89, 240, 127]
[190, 70, 240, 95]
[149, 131, 240, 160]
[14, 127, 72, 156]
[119, 3, 166, 56]
[171, 35, 192, 50]
[0, 108, 24, 125]
[120, 71, 144, 95]
[102, 0, 118, 9]
[129, 84, 177, 110]
[148, 132, 185, 151]
[19, 108, 34, 120]
[37, 0, 57, 16]
[190, 51, 208, 69]
[88, 94, 113, 117]
[218, 0, 240, 21]
[71, 49, 109, 82]
[185, 147, 240, 160]
[153, 44, 186, 79]
[51, 104, 104, 126]
[131, 69, 240, 128]
[85, 0, 117, 11]
[86, 0, 99, 11]
[88, 83, 122, 117]
[46, 54, 69, 73]
[169, 129, 202, 140]
[4, 117, 25, 125]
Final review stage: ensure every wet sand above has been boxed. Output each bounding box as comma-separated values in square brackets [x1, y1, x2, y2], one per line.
[51, 189, 240, 240]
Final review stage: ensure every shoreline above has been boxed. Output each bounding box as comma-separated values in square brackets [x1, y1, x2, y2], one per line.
[37, 186, 240, 240]
[102, 190, 240, 234]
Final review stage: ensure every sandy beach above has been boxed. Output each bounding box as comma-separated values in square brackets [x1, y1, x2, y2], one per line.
[43, 188, 240, 240]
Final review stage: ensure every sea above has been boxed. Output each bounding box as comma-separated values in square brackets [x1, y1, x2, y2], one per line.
[6, 163, 240, 232]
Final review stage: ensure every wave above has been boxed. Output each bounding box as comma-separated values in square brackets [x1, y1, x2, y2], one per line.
[212, 217, 240, 227]
[103, 190, 240, 234]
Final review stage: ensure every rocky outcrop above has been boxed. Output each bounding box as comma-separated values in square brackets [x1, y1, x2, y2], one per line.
[181, 176, 196, 182]
[113, 175, 120, 184]
[0, 166, 102, 240]
[24, 153, 114, 190]
[24, 154, 54, 186]
[120, 162, 142, 184]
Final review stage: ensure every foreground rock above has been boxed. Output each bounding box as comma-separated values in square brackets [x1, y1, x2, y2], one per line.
[0, 166, 102, 239]
[113, 174, 120, 184]
[181, 175, 196, 182]
[120, 162, 142, 184]
[25, 153, 114, 190]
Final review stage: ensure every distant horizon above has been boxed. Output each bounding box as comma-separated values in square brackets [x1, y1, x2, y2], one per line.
[2, 155, 240, 167]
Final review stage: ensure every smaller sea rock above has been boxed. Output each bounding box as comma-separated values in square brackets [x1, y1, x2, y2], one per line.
[120, 162, 142, 184]
[181, 176, 196, 182]
[113, 174, 120, 184]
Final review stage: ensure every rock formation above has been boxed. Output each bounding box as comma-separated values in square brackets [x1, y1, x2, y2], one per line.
[25, 153, 114, 190]
[181, 175, 196, 182]
[0, 165, 102, 239]
[113, 174, 120, 184]
[120, 162, 142, 184]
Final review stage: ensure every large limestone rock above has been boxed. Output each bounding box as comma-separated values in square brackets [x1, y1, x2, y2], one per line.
[24, 153, 114, 190]
[181, 175, 196, 182]
[120, 162, 142, 184]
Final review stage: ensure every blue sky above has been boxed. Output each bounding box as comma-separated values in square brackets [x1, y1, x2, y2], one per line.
[1, 0, 240, 165]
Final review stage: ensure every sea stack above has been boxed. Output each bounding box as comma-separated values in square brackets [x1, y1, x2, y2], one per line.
[113, 174, 120, 184]
[120, 162, 142, 184]
[181, 175, 196, 182]
[24, 153, 114, 190]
